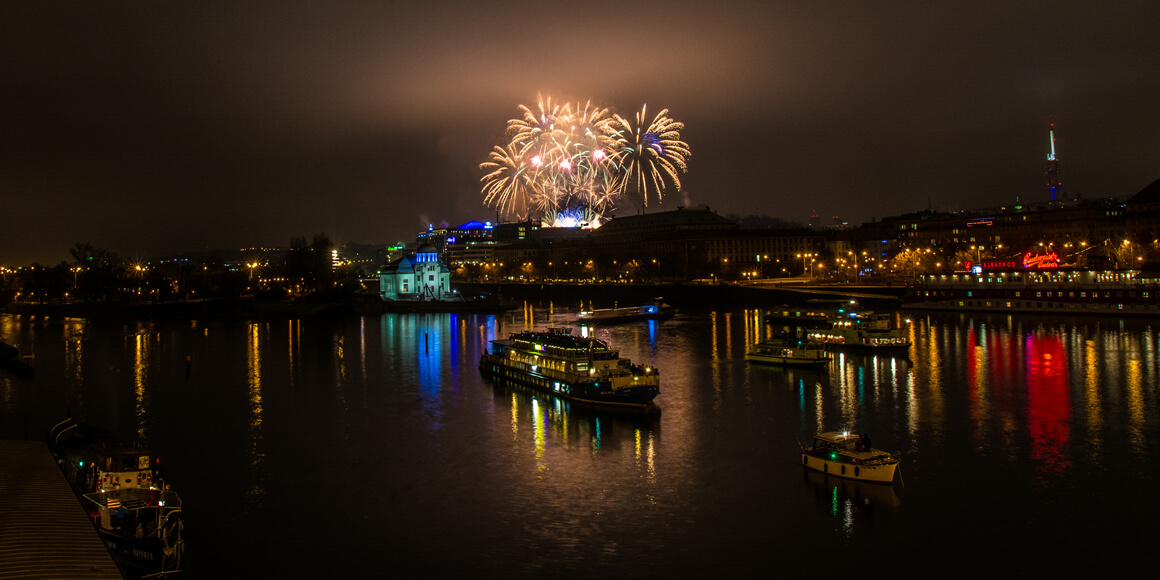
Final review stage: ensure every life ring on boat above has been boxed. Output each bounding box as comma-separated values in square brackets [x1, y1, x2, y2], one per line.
[855, 466, 860, 477]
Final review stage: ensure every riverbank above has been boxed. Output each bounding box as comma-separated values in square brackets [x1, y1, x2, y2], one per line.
[1, 282, 905, 320]
[455, 281, 906, 311]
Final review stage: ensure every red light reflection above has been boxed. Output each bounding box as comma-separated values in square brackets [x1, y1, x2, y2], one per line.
[1025, 334, 1072, 482]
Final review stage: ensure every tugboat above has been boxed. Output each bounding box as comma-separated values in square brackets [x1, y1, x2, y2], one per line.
[800, 431, 900, 484]
[48, 418, 184, 578]
[480, 327, 660, 409]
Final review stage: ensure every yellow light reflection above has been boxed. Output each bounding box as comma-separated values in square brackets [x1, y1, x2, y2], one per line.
[510, 392, 519, 439]
[133, 330, 150, 440]
[1126, 358, 1144, 452]
[1083, 339, 1102, 455]
[247, 323, 265, 470]
[532, 398, 546, 472]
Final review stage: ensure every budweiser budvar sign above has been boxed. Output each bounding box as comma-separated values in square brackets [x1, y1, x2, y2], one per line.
[977, 251, 1059, 271]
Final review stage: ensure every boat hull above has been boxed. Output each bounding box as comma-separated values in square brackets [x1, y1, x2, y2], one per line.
[745, 352, 830, 368]
[801, 452, 898, 484]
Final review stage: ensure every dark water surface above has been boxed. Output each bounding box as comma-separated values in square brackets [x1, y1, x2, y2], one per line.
[2, 308, 1157, 577]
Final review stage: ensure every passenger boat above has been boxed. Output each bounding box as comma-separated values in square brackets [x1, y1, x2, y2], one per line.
[576, 298, 677, 325]
[745, 338, 831, 368]
[48, 418, 184, 578]
[800, 431, 900, 484]
[806, 311, 910, 352]
[904, 266, 1160, 316]
[479, 327, 660, 409]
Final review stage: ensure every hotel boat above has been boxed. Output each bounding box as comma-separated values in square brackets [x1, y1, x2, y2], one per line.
[576, 298, 677, 325]
[479, 327, 660, 409]
[800, 431, 900, 484]
[806, 311, 911, 352]
[745, 338, 831, 369]
[904, 261, 1160, 316]
[48, 418, 184, 578]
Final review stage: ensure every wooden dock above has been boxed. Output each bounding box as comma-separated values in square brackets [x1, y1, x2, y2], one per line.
[0, 440, 123, 579]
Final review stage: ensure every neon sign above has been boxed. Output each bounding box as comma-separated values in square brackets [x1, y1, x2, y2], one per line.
[1023, 251, 1059, 269]
[978, 252, 1059, 271]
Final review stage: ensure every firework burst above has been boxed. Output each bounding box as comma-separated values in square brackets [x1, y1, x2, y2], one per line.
[480, 143, 536, 221]
[611, 105, 690, 208]
[481, 95, 689, 227]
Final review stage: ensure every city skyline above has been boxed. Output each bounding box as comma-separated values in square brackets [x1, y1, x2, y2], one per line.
[3, 2, 1159, 266]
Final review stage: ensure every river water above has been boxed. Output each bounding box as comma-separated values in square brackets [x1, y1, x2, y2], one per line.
[1, 307, 1157, 577]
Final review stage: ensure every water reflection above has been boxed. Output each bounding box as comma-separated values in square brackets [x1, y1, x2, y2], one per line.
[131, 323, 157, 441]
[803, 470, 901, 537]
[247, 322, 266, 502]
[487, 376, 660, 463]
[3, 309, 1160, 575]
[1025, 332, 1071, 483]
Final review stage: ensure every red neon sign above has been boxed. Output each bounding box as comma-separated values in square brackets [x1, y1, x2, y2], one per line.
[1023, 252, 1059, 270]
[977, 252, 1060, 271]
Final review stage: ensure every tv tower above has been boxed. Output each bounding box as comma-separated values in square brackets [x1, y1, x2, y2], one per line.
[1045, 123, 1061, 201]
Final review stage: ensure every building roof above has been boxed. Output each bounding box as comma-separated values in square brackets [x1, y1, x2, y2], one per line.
[592, 207, 737, 236]
[380, 254, 449, 275]
[1126, 178, 1160, 206]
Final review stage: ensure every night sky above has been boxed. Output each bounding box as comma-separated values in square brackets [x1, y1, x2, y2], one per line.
[3, 2, 1158, 265]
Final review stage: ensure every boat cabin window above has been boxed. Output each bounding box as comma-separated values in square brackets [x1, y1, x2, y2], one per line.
[106, 454, 147, 471]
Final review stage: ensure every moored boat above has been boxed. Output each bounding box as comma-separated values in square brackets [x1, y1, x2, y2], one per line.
[800, 431, 900, 484]
[48, 418, 184, 578]
[807, 311, 911, 352]
[904, 265, 1160, 316]
[479, 327, 660, 409]
[745, 338, 831, 368]
[577, 298, 677, 325]
[763, 302, 844, 330]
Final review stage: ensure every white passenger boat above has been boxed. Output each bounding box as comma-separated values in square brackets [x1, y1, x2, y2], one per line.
[480, 327, 660, 409]
[807, 311, 910, 352]
[800, 431, 900, 484]
[745, 338, 831, 369]
[577, 298, 677, 325]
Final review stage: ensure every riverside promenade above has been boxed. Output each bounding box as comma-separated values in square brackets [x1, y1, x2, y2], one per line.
[0, 440, 122, 579]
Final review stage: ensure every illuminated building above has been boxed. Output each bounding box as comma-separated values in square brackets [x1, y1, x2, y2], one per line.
[378, 244, 452, 301]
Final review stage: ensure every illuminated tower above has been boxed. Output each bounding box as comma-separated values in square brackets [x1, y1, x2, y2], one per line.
[1045, 124, 1061, 201]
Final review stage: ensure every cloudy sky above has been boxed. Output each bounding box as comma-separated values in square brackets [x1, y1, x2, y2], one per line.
[3, 1, 1158, 265]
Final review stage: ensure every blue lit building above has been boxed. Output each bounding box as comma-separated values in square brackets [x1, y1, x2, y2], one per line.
[378, 244, 452, 301]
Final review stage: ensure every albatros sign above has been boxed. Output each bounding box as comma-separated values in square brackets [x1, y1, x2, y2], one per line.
[976, 252, 1060, 271]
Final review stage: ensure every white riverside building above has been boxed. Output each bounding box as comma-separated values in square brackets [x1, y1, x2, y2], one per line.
[378, 244, 453, 301]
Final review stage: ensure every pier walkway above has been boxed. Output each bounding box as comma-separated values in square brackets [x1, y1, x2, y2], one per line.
[0, 440, 122, 579]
